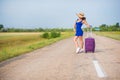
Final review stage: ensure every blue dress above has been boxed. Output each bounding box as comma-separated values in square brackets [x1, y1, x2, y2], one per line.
[75, 21, 83, 36]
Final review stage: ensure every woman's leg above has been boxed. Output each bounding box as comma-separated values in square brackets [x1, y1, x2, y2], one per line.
[78, 36, 84, 49]
[74, 36, 80, 53]
[73, 36, 79, 48]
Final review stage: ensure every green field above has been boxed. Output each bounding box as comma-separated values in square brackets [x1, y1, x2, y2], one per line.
[0, 32, 73, 62]
[94, 31, 120, 40]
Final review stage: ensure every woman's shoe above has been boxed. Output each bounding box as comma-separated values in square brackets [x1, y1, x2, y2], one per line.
[79, 48, 84, 53]
[76, 47, 80, 53]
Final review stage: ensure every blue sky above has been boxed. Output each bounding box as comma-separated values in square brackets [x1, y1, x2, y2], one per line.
[0, 0, 120, 28]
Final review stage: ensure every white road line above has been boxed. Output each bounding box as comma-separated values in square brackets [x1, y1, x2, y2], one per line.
[93, 60, 107, 78]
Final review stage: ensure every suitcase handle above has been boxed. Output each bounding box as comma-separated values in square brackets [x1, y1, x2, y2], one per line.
[87, 25, 92, 37]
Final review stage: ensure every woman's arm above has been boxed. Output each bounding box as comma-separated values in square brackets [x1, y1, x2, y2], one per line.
[82, 20, 90, 28]
[73, 21, 76, 32]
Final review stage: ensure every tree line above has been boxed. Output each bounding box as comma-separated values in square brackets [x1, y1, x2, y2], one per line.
[0, 24, 72, 32]
[0, 22, 120, 32]
[93, 22, 120, 31]
[83, 22, 120, 31]
[98, 22, 120, 31]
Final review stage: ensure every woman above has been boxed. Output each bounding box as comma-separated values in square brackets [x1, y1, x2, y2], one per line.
[73, 12, 90, 53]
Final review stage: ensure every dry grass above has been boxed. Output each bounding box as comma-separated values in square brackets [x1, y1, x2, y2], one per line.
[94, 31, 120, 40]
[0, 32, 73, 62]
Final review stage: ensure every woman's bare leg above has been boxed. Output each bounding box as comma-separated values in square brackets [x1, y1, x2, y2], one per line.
[73, 36, 79, 48]
[78, 36, 84, 49]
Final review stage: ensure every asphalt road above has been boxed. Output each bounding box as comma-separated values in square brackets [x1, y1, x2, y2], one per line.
[0, 34, 120, 80]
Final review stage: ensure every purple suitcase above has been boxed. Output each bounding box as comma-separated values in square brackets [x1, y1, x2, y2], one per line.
[85, 27, 95, 53]
[85, 37, 95, 53]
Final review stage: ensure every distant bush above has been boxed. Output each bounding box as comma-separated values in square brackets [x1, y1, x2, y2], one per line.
[42, 32, 49, 39]
[42, 31, 61, 39]
[50, 31, 61, 38]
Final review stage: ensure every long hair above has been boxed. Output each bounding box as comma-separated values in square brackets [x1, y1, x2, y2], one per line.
[81, 17, 86, 20]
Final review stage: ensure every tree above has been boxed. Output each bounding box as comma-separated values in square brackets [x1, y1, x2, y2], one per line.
[115, 22, 119, 28]
[99, 24, 108, 31]
[0, 24, 4, 30]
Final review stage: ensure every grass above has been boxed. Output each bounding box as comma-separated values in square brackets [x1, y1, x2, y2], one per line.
[0, 32, 74, 62]
[94, 31, 120, 40]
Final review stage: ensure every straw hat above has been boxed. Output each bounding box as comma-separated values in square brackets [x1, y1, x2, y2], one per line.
[76, 12, 85, 18]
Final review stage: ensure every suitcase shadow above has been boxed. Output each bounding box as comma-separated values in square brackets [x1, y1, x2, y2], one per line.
[76, 48, 112, 54]
[94, 48, 116, 53]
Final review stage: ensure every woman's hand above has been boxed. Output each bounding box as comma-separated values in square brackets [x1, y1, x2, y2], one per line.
[87, 25, 92, 29]
[73, 28, 76, 32]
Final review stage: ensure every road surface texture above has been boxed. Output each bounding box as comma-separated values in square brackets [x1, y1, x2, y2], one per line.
[0, 33, 120, 80]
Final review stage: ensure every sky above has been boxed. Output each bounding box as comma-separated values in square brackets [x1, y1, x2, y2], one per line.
[0, 0, 120, 28]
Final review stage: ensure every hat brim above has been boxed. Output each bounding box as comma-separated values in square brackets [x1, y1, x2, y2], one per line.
[76, 14, 84, 18]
